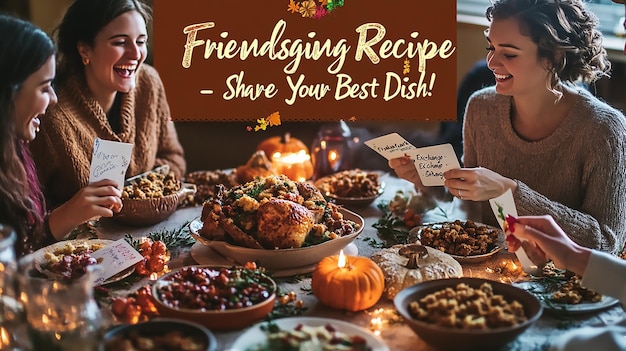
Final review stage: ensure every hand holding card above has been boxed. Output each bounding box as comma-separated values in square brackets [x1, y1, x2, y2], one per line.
[363, 132, 417, 160]
[489, 189, 541, 275]
[406, 144, 460, 186]
[364, 133, 460, 187]
[89, 138, 133, 190]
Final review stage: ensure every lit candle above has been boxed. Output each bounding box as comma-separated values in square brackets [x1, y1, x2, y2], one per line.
[337, 249, 347, 268]
[328, 149, 340, 170]
[273, 150, 312, 182]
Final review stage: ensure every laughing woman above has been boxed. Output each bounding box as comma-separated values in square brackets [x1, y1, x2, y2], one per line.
[30, 0, 186, 208]
[0, 14, 122, 256]
[390, 0, 626, 255]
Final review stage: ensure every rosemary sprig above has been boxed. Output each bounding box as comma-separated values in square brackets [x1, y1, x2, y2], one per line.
[371, 202, 411, 246]
[124, 220, 195, 251]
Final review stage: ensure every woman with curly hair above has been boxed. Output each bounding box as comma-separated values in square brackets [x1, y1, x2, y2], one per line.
[0, 14, 122, 256]
[391, 0, 626, 255]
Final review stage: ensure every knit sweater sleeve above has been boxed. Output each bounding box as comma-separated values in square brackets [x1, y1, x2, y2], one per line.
[581, 250, 626, 305]
[461, 92, 479, 168]
[146, 66, 186, 178]
[514, 111, 626, 255]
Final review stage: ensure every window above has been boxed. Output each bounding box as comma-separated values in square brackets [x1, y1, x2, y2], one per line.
[457, 0, 625, 38]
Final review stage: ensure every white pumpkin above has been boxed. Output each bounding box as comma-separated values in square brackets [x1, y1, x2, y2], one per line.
[371, 243, 463, 299]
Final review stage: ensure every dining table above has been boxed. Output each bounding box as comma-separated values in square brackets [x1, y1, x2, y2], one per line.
[94, 173, 626, 351]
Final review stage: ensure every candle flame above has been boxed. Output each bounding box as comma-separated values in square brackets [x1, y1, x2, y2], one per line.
[337, 249, 346, 268]
[274, 150, 310, 165]
[328, 150, 338, 162]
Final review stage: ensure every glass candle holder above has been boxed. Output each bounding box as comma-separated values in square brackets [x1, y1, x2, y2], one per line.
[310, 120, 356, 180]
[0, 224, 20, 351]
[17, 256, 104, 351]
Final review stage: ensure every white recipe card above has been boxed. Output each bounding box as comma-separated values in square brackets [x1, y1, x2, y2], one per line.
[89, 138, 133, 189]
[91, 239, 143, 286]
[405, 143, 460, 186]
[364, 132, 417, 160]
[489, 189, 540, 275]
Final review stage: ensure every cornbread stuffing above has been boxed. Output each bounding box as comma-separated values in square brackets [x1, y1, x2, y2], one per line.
[408, 282, 528, 329]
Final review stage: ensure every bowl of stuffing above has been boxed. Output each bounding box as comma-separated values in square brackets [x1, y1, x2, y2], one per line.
[114, 166, 196, 226]
[394, 277, 542, 351]
[151, 264, 277, 331]
[314, 169, 385, 208]
[101, 318, 218, 351]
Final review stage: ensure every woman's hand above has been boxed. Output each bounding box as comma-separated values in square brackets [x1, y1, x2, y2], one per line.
[388, 155, 428, 193]
[506, 215, 591, 276]
[443, 167, 517, 201]
[48, 179, 123, 239]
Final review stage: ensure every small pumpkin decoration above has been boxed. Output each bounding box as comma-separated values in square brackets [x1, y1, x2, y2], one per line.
[256, 133, 313, 182]
[311, 251, 385, 312]
[371, 243, 463, 299]
[235, 150, 277, 183]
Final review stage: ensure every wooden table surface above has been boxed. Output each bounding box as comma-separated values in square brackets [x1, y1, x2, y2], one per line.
[96, 175, 626, 351]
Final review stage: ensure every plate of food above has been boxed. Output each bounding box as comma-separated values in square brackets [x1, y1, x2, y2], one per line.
[190, 174, 364, 271]
[189, 208, 362, 271]
[514, 263, 620, 314]
[229, 316, 389, 351]
[32, 239, 134, 284]
[409, 220, 505, 263]
[314, 169, 386, 208]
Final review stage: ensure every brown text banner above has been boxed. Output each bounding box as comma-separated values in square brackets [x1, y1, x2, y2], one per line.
[153, 0, 457, 122]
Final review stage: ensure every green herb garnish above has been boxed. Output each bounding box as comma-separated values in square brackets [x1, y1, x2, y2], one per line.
[124, 220, 195, 251]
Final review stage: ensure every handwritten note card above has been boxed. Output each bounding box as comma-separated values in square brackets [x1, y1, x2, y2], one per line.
[406, 144, 460, 186]
[489, 189, 540, 275]
[89, 138, 133, 189]
[364, 133, 417, 160]
[91, 239, 143, 286]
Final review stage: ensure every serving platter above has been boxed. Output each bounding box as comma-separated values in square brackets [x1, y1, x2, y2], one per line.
[32, 239, 134, 285]
[190, 241, 358, 277]
[228, 316, 389, 351]
[189, 208, 363, 271]
[409, 221, 505, 264]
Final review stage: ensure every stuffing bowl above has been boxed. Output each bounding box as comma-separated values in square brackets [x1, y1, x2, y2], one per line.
[151, 265, 277, 331]
[113, 183, 196, 227]
[314, 170, 386, 208]
[394, 277, 542, 351]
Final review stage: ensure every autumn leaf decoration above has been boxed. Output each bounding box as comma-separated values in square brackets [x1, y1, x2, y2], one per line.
[249, 111, 282, 132]
[288, 0, 345, 19]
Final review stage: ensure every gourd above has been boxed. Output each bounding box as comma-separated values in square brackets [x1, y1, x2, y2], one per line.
[371, 244, 463, 299]
[235, 150, 277, 183]
[311, 254, 385, 312]
[256, 133, 313, 181]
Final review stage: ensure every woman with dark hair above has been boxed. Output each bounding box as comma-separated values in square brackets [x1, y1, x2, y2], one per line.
[390, 0, 626, 255]
[0, 14, 122, 256]
[30, 0, 186, 208]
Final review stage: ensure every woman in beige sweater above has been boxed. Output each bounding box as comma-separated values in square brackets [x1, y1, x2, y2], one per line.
[30, 0, 186, 207]
[391, 0, 626, 254]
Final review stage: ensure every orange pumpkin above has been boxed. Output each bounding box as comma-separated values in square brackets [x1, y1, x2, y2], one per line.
[311, 253, 385, 312]
[257, 133, 313, 181]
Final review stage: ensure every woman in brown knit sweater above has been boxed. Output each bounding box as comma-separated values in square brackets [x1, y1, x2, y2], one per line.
[0, 15, 123, 256]
[391, 0, 626, 255]
[30, 0, 186, 208]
